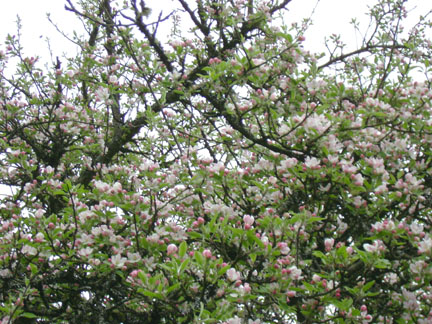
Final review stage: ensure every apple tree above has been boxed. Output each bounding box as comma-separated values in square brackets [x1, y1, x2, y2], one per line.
[1, 0, 432, 323]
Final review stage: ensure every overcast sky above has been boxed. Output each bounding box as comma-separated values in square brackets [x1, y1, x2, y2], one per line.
[0, 0, 429, 63]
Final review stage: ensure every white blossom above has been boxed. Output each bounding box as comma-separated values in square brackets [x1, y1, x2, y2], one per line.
[226, 268, 241, 282]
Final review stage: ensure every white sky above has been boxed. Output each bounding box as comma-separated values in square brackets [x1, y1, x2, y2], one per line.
[0, 0, 429, 63]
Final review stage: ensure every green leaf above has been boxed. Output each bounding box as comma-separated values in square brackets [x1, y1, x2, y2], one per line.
[350, 309, 361, 317]
[306, 216, 325, 224]
[362, 280, 375, 292]
[157, 281, 163, 292]
[179, 241, 187, 258]
[194, 251, 205, 267]
[374, 258, 391, 269]
[188, 232, 202, 239]
[62, 179, 73, 191]
[313, 250, 327, 262]
[251, 180, 265, 191]
[138, 271, 147, 283]
[252, 233, 265, 249]
[29, 263, 38, 275]
[231, 227, 244, 237]
[166, 282, 181, 294]
[158, 263, 172, 272]
[333, 298, 353, 311]
[20, 312, 38, 319]
[208, 214, 218, 232]
[277, 32, 293, 43]
[287, 214, 301, 225]
[53, 189, 65, 195]
[302, 281, 318, 293]
[217, 264, 231, 276]
[336, 245, 348, 260]
[322, 145, 329, 156]
[141, 290, 163, 299]
[179, 258, 190, 275]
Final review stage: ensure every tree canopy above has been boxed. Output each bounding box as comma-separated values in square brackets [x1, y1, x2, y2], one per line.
[1, 0, 432, 323]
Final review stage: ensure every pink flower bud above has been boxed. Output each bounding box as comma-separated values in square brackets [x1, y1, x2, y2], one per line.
[202, 249, 212, 259]
[243, 215, 254, 226]
[167, 244, 178, 256]
[324, 238, 334, 252]
[312, 274, 321, 282]
[286, 290, 296, 298]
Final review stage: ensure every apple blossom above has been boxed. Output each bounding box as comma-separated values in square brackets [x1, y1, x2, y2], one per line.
[202, 249, 212, 259]
[167, 244, 178, 256]
[21, 245, 37, 256]
[324, 238, 334, 252]
[243, 215, 254, 228]
[226, 268, 241, 282]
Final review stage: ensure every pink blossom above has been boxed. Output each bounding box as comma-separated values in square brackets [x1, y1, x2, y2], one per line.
[410, 222, 424, 235]
[94, 180, 110, 192]
[252, 58, 265, 66]
[226, 317, 241, 324]
[277, 242, 290, 255]
[324, 238, 334, 251]
[226, 268, 241, 282]
[208, 162, 225, 173]
[278, 124, 290, 135]
[202, 249, 212, 259]
[0, 269, 12, 278]
[66, 70, 76, 78]
[35, 209, 46, 219]
[248, 320, 261, 324]
[418, 237, 432, 254]
[375, 183, 388, 194]
[127, 252, 141, 263]
[22, 245, 37, 256]
[78, 247, 93, 257]
[278, 158, 298, 171]
[238, 282, 251, 295]
[409, 260, 427, 274]
[312, 274, 321, 282]
[95, 86, 110, 102]
[130, 270, 139, 278]
[169, 40, 183, 48]
[365, 157, 385, 174]
[402, 288, 419, 311]
[352, 196, 365, 208]
[286, 290, 296, 298]
[243, 215, 255, 228]
[111, 254, 127, 268]
[167, 244, 178, 256]
[405, 173, 423, 189]
[363, 240, 385, 254]
[306, 79, 327, 94]
[209, 57, 222, 65]
[303, 113, 330, 134]
[352, 173, 364, 186]
[110, 181, 123, 194]
[108, 75, 118, 84]
[304, 157, 320, 169]
[288, 266, 302, 280]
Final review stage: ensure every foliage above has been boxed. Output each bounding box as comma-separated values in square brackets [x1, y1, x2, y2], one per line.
[1, 0, 432, 323]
